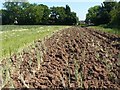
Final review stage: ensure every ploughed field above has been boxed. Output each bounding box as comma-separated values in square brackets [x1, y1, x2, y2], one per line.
[1, 27, 120, 89]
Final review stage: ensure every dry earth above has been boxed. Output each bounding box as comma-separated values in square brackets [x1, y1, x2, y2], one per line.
[2, 27, 120, 89]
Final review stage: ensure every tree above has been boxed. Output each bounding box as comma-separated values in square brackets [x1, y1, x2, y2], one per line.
[85, 5, 101, 25]
[64, 5, 78, 25]
[85, 0, 117, 25]
[49, 5, 78, 25]
[100, 1, 117, 24]
[2, 10, 10, 24]
[2, 2, 78, 25]
[2, 2, 22, 24]
[65, 5, 71, 15]
[17, 2, 32, 25]
[97, 6, 111, 24]
[49, 6, 67, 24]
[110, 2, 120, 27]
[102, 0, 117, 13]
[41, 4, 50, 24]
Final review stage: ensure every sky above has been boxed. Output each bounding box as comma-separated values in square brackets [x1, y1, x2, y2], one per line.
[0, 0, 119, 20]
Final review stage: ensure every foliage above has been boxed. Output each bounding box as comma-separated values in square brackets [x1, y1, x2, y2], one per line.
[85, 0, 118, 26]
[1, 2, 78, 25]
[49, 5, 78, 25]
[86, 5, 101, 25]
[109, 2, 120, 27]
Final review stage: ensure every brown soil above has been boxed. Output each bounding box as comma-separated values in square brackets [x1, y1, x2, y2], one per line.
[2, 27, 120, 89]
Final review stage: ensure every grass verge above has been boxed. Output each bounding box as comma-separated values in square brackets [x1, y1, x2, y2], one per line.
[0, 25, 70, 59]
[88, 26, 120, 35]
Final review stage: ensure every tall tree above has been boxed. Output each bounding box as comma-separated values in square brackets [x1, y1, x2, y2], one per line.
[65, 5, 78, 25]
[41, 4, 50, 24]
[85, 5, 101, 25]
[85, 0, 117, 25]
[110, 1, 120, 27]
[102, 0, 117, 13]
[100, 1, 117, 24]
[17, 2, 31, 25]
[2, 2, 21, 24]
[65, 5, 71, 15]
[2, 2, 78, 25]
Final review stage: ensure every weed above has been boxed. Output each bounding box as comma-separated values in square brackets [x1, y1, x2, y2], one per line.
[68, 62, 71, 87]
[18, 74, 29, 88]
[74, 59, 83, 88]
[0, 57, 16, 88]
[0, 64, 3, 89]
[81, 49, 85, 59]
[65, 57, 71, 87]
[58, 71, 66, 87]
[9, 47, 12, 57]
[36, 48, 41, 70]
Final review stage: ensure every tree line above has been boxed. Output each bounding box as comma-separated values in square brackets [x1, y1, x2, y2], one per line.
[85, 1, 120, 28]
[1, 2, 79, 25]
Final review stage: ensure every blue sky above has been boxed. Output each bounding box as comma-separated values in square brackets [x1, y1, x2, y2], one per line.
[0, 0, 119, 20]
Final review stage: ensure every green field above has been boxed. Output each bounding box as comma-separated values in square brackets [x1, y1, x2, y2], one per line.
[0, 25, 69, 59]
[89, 26, 120, 35]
